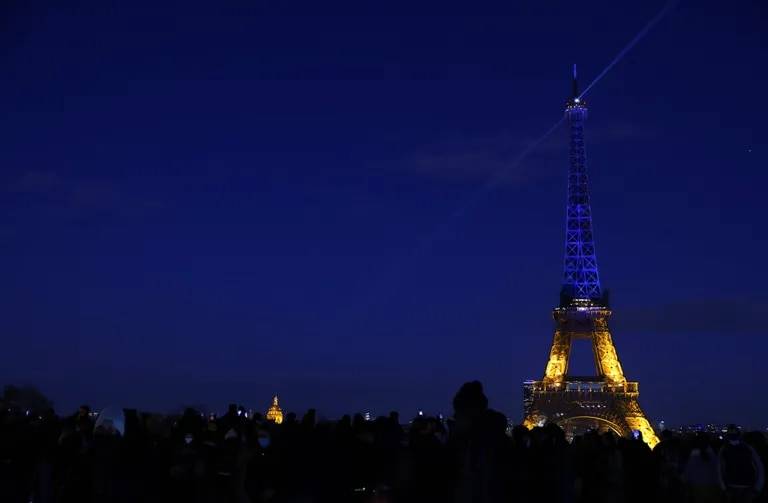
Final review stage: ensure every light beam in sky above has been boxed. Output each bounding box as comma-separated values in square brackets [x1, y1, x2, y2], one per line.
[450, 116, 566, 218]
[435, 0, 680, 231]
[383, 0, 681, 294]
[579, 0, 679, 99]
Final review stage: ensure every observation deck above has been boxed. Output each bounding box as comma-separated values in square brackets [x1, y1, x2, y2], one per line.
[529, 379, 640, 398]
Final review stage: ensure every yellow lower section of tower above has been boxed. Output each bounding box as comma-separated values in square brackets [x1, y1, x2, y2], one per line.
[543, 329, 570, 384]
[625, 415, 660, 449]
[532, 306, 659, 449]
[592, 316, 627, 385]
[523, 402, 660, 449]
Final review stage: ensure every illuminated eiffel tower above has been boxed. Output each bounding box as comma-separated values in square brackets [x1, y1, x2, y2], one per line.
[522, 66, 659, 448]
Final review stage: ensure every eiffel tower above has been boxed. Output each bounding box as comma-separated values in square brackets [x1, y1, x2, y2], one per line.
[522, 66, 659, 448]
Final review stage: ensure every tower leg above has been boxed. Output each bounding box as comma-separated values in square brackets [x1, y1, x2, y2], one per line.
[624, 406, 660, 448]
[543, 329, 570, 385]
[592, 327, 626, 385]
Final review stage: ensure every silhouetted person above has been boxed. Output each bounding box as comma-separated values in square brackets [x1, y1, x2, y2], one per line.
[9, 385, 768, 503]
[449, 381, 511, 503]
[245, 425, 278, 502]
[719, 425, 765, 503]
[90, 422, 121, 503]
[29, 407, 59, 503]
[683, 434, 722, 503]
[529, 423, 575, 503]
[655, 429, 686, 502]
[620, 433, 654, 503]
[218, 404, 242, 441]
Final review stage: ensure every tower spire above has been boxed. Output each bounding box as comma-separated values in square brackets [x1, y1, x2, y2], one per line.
[561, 66, 601, 304]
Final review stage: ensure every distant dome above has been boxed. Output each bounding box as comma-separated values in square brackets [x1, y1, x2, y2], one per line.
[265, 395, 283, 424]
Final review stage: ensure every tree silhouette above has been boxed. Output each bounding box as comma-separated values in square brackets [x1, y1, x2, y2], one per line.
[1, 384, 53, 412]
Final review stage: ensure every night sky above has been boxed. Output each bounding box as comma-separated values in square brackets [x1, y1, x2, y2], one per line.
[1, 0, 766, 426]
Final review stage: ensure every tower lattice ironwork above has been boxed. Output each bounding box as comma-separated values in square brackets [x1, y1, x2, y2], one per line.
[522, 66, 659, 448]
[562, 64, 601, 302]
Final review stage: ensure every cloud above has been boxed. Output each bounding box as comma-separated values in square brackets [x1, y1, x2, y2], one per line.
[617, 298, 768, 335]
[6, 170, 164, 216]
[371, 129, 557, 187]
[8, 171, 65, 194]
[373, 121, 654, 187]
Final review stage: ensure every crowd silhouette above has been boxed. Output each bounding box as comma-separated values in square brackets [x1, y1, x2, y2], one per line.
[1, 381, 765, 503]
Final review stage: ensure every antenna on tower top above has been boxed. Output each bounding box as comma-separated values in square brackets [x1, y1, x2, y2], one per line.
[572, 64, 579, 99]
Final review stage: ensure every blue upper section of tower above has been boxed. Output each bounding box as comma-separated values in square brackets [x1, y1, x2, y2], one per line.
[561, 65, 602, 304]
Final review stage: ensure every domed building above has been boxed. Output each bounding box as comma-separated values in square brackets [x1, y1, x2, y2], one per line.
[265, 395, 283, 424]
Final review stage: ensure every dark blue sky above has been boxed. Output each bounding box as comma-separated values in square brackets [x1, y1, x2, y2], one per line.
[1, 0, 766, 426]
